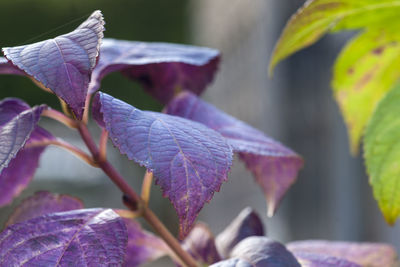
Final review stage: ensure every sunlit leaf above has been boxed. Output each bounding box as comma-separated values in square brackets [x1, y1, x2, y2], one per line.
[333, 27, 400, 153]
[269, 0, 400, 72]
[287, 240, 398, 267]
[2, 11, 104, 119]
[88, 38, 220, 103]
[216, 207, 264, 259]
[364, 84, 400, 224]
[166, 92, 303, 216]
[92, 92, 232, 237]
[5, 191, 83, 226]
[0, 208, 127, 267]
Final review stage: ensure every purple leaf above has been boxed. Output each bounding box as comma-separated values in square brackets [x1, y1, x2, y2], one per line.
[0, 57, 24, 75]
[2, 11, 105, 119]
[123, 218, 169, 267]
[5, 191, 83, 226]
[181, 223, 221, 265]
[293, 252, 361, 267]
[287, 240, 398, 267]
[210, 258, 252, 267]
[93, 92, 233, 237]
[0, 98, 51, 206]
[0, 127, 53, 207]
[166, 92, 304, 216]
[216, 207, 264, 258]
[88, 38, 220, 103]
[214, 236, 300, 267]
[0, 208, 127, 267]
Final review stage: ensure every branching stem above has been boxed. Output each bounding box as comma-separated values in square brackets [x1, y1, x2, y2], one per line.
[42, 109, 78, 129]
[141, 171, 153, 205]
[76, 122, 198, 267]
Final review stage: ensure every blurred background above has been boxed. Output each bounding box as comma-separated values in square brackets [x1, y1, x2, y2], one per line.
[0, 0, 398, 265]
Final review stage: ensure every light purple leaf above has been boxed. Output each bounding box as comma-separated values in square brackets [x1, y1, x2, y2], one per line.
[218, 236, 300, 267]
[293, 252, 361, 267]
[166, 92, 304, 216]
[0, 208, 127, 267]
[0, 57, 24, 75]
[5, 191, 83, 226]
[93, 92, 233, 238]
[210, 258, 252, 267]
[216, 207, 264, 259]
[287, 240, 398, 267]
[123, 218, 169, 267]
[88, 38, 220, 103]
[2, 11, 105, 119]
[181, 222, 221, 265]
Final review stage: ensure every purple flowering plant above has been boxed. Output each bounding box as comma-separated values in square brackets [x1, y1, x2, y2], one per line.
[0, 8, 398, 267]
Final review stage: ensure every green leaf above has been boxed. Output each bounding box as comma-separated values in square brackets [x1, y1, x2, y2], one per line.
[270, 0, 400, 73]
[364, 83, 400, 224]
[333, 27, 400, 154]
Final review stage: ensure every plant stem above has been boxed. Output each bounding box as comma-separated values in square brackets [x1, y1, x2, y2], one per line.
[99, 129, 108, 162]
[25, 138, 97, 167]
[76, 123, 198, 267]
[141, 171, 153, 205]
[42, 109, 78, 129]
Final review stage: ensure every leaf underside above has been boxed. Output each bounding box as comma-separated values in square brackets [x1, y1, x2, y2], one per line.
[88, 38, 220, 104]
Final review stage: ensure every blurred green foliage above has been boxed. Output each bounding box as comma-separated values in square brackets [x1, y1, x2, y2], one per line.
[0, 0, 189, 111]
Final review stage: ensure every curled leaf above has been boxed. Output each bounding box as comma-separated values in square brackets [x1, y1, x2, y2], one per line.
[0, 57, 24, 75]
[181, 223, 221, 265]
[123, 218, 169, 267]
[210, 258, 252, 267]
[166, 92, 303, 216]
[2, 10, 105, 119]
[287, 240, 398, 267]
[88, 38, 220, 103]
[216, 207, 264, 259]
[5, 191, 83, 226]
[364, 84, 400, 224]
[224, 236, 301, 267]
[0, 98, 51, 206]
[0, 208, 127, 267]
[93, 92, 232, 237]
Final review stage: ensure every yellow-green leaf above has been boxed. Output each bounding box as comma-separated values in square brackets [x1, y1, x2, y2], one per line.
[333, 27, 400, 154]
[364, 84, 400, 225]
[269, 0, 400, 73]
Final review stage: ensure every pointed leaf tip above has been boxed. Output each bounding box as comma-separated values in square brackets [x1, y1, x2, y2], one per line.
[2, 11, 105, 119]
[93, 92, 233, 237]
[166, 92, 303, 217]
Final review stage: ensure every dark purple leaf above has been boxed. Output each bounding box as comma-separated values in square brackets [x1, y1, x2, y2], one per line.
[218, 236, 300, 267]
[5, 191, 83, 226]
[2, 11, 104, 119]
[88, 38, 220, 103]
[293, 252, 361, 267]
[216, 207, 264, 258]
[181, 222, 221, 265]
[123, 218, 169, 267]
[0, 208, 127, 266]
[0, 57, 24, 75]
[93, 92, 233, 237]
[166, 92, 304, 216]
[287, 240, 398, 267]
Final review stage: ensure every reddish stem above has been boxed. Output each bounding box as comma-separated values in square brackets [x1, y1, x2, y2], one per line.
[42, 109, 78, 129]
[76, 123, 198, 267]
